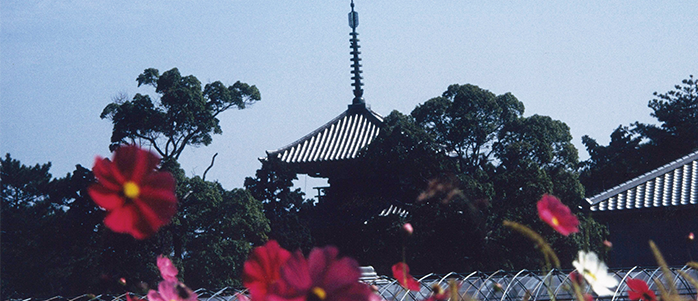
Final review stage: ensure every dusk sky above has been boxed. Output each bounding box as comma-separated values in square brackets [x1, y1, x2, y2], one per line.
[2, 0, 697, 194]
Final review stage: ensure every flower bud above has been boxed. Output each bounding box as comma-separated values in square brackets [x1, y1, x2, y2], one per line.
[402, 223, 414, 236]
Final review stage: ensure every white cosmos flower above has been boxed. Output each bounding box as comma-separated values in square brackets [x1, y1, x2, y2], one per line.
[572, 250, 619, 296]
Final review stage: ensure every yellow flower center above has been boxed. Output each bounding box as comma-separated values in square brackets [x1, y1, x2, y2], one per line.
[311, 287, 327, 300]
[123, 181, 140, 199]
[583, 269, 598, 282]
[551, 217, 560, 226]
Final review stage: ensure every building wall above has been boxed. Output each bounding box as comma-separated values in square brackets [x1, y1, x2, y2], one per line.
[595, 206, 698, 267]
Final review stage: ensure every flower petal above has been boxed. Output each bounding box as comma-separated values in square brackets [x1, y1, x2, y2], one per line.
[104, 205, 147, 239]
[242, 240, 292, 301]
[88, 184, 125, 210]
[392, 262, 421, 291]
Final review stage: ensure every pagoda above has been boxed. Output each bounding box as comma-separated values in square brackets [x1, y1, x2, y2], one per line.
[264, 1, 383, 194]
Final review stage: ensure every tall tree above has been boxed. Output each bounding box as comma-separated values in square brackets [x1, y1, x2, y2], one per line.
[403, 85, 592, 272]
[581, 75, 698, 196]
[411, 84, 524, 172]
[101, 68, 260, 160]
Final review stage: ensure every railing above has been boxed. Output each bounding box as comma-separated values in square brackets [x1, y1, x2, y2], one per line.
[8, 266, 698, 301]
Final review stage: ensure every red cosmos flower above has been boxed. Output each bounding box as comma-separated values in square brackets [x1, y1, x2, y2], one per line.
[537, 194, 579, 236]
[626, 278, 657, 301]
[88, 145, 177, 239]
[271, 246, 372, 301]
[392, 262, 421, 291]
[157, 255, 178, 283]
[242, 240, 292, 301]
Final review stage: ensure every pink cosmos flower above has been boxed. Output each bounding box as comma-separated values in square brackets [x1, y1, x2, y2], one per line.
[626, 278, 656, 301]
[537, 194, 579, 236]
[270, 246, 372, 301]
[89, 145, 177, 239]
[147, 280, 197, 301]
[242, 240, 292, 301]
[157, 255, 178, 283]
[392, 262, 421, 291]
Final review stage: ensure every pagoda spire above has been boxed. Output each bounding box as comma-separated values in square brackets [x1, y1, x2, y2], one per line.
[349, 0, 364, 106]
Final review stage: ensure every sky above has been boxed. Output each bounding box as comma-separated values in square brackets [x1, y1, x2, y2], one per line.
[2, 0, 697, 194]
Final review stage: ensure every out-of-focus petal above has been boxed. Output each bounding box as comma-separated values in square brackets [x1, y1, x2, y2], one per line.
[243, 240, 292, 301]
[89, 184, 125, 210]
[157, 255, 179, 282]
[147, 290, 165, 301]
[278, 251, 312, 295]
[537, 194, 579, 236]
[91, 157, 124, 191]
[392, 262, 421, 291]
[104, 206, 139, 236]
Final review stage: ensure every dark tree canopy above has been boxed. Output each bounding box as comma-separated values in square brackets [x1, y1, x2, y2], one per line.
[1, 154, 270, 299]
[581, 75, 698, 196]
[244, 158, 313, 252]
[101, 68, 260, 160]
[270, 84, 600, 274]
[412, 84, 525, 171]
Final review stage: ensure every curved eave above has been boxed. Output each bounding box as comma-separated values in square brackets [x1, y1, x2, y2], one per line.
[586, 149, 698, 212]
[266, 105, 383, 167]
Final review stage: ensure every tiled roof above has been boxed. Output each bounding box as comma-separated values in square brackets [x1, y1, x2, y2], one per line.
[587, 149, 698, 212]
[267, 104, 383, 164]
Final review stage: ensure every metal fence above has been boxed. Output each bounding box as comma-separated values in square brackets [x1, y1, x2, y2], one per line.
[11, 266, 698, 301]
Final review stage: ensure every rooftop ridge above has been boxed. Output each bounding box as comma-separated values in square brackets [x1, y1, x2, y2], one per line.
[586, 148, 698, 206]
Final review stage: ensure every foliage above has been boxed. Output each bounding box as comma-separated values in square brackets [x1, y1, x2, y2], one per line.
[244, 157, 313, 252]
[581, 75, 698, 196]
[1, 154, 102, 298]
[177, 176, 270, 289]
[100, 68, 260, 160]
[1, 154, 270, 298]
[292, 84, 599, 274]
[411, 84, 524, 172]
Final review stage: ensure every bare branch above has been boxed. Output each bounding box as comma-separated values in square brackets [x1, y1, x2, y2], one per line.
[202, 153, 218, 181]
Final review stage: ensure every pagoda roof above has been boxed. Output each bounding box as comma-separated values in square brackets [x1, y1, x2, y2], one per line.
[266, 104, 383, 170]
[586, 149, 698, 212]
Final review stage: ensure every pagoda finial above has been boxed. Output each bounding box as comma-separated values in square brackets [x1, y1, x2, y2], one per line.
[349, 0, 364, 105]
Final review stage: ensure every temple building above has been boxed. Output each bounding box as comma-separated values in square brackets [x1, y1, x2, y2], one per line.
[586, 149, 698, 267]
[264, 1, 383, 201]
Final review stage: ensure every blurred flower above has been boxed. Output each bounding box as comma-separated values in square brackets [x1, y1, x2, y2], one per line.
[147, 280, 197, 301]
[537, 194, 579, 236]
[392, 262, 421, 291]
[402, 223, 414, 236]
[583, 293, 594, 301]
[689, 232, 695, 241]
[126, 294, 144, 301]
[273, 246, 372, 301]
[572, 251, 618, 296]
[603, 240, 613, 248]
[242, 240, 292, 301]
[88, 145, 177, 239]
[569, 271, 584, 286]
[157, 255, 178, 283]
[369, 285, 384, 301]
[234, 293, 250, 301]
[492, 282, 504, 292]
[626, 278, 656, 301]
[119, 277, 127, 286]
[424, 284, 449, 301]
